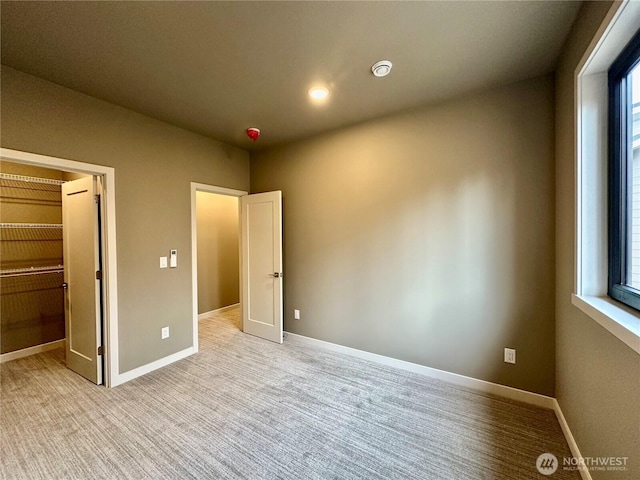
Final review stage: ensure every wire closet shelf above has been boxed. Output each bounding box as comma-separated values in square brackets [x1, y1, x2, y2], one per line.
[0, 172, 66, 278]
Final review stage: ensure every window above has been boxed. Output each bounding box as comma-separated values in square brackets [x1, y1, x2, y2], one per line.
[573, 1, 640, 354]
[608, 30, 640, 311]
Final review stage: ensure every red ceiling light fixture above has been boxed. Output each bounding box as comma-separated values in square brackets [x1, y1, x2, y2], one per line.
[246, 127, 261, 142]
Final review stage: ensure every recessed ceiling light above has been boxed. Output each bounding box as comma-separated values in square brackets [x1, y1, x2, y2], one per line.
[308, 86, 329, 99]
[371, 60, 392, 77]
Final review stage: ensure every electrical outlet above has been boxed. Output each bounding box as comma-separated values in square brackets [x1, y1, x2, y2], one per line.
[294, 309, 300, 320]
[161, 326, 169, 339]
[504, 348, 516, 364]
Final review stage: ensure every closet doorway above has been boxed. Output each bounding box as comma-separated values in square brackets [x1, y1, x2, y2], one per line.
[0, 148, 118, 387]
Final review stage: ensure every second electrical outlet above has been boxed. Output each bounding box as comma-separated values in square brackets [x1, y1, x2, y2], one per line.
[504, 348, 516, 364]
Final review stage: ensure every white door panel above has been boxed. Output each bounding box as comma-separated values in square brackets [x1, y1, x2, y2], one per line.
[241, 191, 283, 343]
[62, 176, 102, 384]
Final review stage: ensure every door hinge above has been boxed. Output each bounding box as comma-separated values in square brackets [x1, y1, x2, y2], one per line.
[94, 194, 100, 204]
[96, 270, 103, 280]
[97, 346, 103, 356]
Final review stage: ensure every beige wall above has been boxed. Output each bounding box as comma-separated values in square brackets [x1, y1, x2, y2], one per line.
[1, 66, 250, 373]
[196, 192, 239, 314]
[555, 2, 640, 478]
[252, 75, 556, 395]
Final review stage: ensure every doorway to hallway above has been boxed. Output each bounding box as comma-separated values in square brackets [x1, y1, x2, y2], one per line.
[195, 191, 240, 318]
[190, 183, 284, 349]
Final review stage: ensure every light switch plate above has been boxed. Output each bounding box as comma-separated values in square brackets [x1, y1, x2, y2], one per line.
[160, 257, 168, 269]
[170, 249, 177, 268]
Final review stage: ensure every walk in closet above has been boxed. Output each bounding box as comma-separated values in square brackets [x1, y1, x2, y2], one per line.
[0, 163, 66, 356]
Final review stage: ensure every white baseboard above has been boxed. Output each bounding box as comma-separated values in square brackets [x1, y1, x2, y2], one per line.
[284, 332, 556, 409]
[553, 400, 592, 480]
[285, 333, 599, 476]
[113, 300, 239, 386]
[0, 339, 65, 363]
[198, 303, 240, 320]
[110, 346, 194, 387]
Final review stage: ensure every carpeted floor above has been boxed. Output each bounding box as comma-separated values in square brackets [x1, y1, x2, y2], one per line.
[1, 306, 579, 479]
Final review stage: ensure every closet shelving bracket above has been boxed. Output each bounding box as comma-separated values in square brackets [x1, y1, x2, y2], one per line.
[0, 172, 66, 186]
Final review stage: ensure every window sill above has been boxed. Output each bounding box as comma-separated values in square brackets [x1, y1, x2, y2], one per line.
[571, 294, 640, 354]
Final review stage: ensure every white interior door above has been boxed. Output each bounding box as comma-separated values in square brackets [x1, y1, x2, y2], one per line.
[62, 176, 103, 384]
[241, 191, 283, 343]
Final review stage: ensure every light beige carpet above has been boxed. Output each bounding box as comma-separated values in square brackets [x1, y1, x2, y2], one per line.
[1, 306, 579, 479]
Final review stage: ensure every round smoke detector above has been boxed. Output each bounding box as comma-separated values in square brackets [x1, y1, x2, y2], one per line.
[371, 60, 392, 77]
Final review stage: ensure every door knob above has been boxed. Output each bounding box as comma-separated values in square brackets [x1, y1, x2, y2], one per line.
[269, 272, 283, 278]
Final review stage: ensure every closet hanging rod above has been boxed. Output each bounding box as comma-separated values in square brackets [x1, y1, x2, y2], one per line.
[0, 265, 64, 278]
[0, 223, 63, 229]
[0, 172, 66, 186]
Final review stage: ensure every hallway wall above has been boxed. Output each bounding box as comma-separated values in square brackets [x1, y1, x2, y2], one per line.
[196, 192, 239, 314]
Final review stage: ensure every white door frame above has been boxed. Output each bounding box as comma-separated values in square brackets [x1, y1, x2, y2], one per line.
[0, 148, 119, 387]
[190, 182, 247, 351]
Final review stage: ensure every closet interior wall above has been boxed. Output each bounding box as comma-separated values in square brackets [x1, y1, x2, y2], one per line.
[0, 161, 67, 354]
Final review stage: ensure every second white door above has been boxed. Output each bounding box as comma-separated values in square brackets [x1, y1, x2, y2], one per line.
[241, 191, 283, 344]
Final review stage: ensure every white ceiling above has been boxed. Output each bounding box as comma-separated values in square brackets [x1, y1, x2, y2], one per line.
[1, 1, 581, 151]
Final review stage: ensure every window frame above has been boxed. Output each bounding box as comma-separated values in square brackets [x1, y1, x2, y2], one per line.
[608, 30, 640, 311]
[573, 0, 640, 355]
